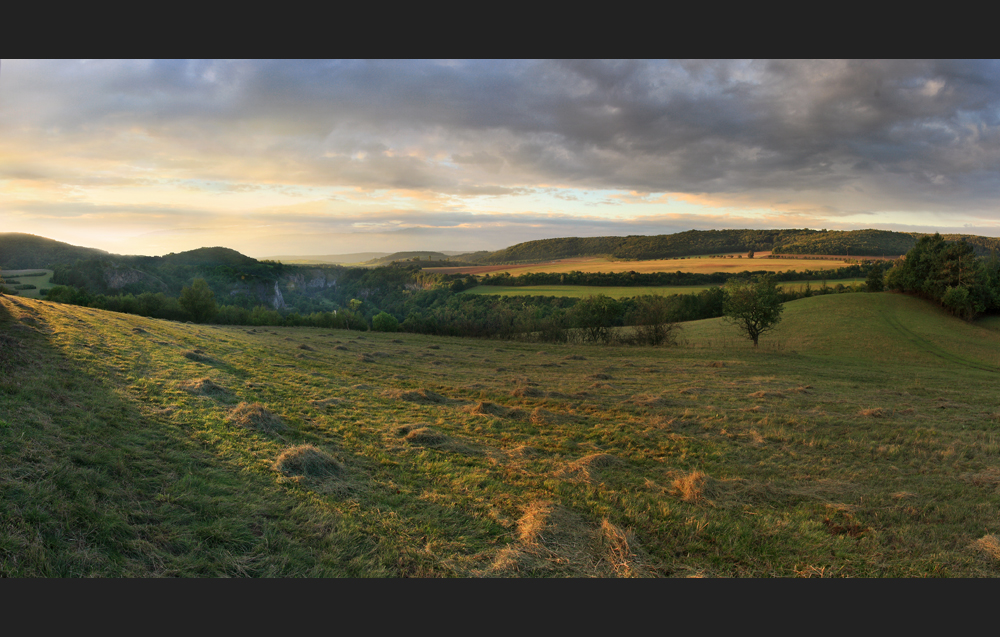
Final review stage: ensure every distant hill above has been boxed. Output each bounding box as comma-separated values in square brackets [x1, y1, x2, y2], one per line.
[160, 247, 258, 267]
[478, 230, 813, 263]
[771, 229, 915, 257]
[0, 233, 110, 269]
[263, 252, 391, 264]
[363, 251, 478, 266]
[475, 229, 998, 264]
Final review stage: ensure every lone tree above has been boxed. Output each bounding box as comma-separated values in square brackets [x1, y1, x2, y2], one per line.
[723, 275, 784, 348]
[179, 278, 217, 323]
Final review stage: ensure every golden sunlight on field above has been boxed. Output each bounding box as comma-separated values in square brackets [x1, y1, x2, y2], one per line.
[426, 253, 854, 277]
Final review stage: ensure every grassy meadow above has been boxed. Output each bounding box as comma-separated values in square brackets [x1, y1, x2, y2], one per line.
[462, 278, 865, 299]
[1, 269, 54, 299]
[426, 253, 852, 277]
[3, 291, 1000, 577]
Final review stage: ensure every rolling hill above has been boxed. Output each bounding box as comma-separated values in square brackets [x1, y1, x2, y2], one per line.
[4, 291, 1000, 576]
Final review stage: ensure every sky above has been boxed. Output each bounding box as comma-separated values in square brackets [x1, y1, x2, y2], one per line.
[3, 59, 1000, 259]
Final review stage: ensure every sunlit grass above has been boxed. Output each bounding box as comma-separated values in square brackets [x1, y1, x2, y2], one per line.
[4, 291, 1000, 576]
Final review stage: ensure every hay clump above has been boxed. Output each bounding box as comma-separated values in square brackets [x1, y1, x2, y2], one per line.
[334, 345, 348, 351]
[530, 407, 567, 426]
[178, 377, 229, 396]
[384, 388, 450, 404]
[183, 350, 213, 362]
[972, 535, 1000, 561]
[297, 344, 315, 351]
[404, 426, 449, 446]
[131, 327, 147, 334]
[463, 401, 514, 418]
[273, 445, 342, 478]
[227, 402, 287, 433]
[747, 390, 784, 399]
[672, 470, 714, 503]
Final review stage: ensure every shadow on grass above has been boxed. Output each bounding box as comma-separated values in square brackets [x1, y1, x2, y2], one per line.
[0, 297, 380, 576]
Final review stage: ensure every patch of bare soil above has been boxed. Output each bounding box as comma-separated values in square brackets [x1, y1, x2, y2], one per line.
[226, 402, 287, 433]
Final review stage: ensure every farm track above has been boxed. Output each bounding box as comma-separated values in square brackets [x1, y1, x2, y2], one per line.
[879, 303, 1000, 374]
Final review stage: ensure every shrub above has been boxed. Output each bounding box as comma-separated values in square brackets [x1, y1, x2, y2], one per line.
[371, 311, 399, 332]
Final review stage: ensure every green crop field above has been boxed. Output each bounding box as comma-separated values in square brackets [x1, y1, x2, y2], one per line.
[1, 269, 54, 299]
[463, 278, 865, 299]
[3, 292, 1000, 577]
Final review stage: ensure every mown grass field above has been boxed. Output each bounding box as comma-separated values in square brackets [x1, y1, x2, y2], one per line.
[427, 253, 852, 277]
[462, 279, 865, 299]
[3, 292, 1000, 577]
[1, 269, 53, 299]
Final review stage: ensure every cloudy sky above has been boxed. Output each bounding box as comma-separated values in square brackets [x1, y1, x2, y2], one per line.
[3, 59, 1000, 258]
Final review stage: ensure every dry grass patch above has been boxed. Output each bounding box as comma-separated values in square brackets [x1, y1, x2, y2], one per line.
[747, 390, 785, 399]
[273, 444, 343, 478]
[227, 402, 287, 433]
[672, 470, 714, 503]
[384, 388, 451, 404]
[556, 453, 621, 482]
[487, 501, 651, 577]
[859, 408, 888, 418]
[961, 467, 1000, 488]
[403, 426, 449, 447]
[463, 401, 523, 419]
[178, 377, 229, 396]
[529, 407, 571, 426]
[972, 535, 1000, 561]
[599, 519, 653, 578]
[632, 394, 672, 408]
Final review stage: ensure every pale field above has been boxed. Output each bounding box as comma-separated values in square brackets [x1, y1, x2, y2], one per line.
[463, 279, 865, 299]
[426, 253, 852, 277]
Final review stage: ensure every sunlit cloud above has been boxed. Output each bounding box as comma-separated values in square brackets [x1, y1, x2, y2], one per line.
[4, 59, 1000, 256]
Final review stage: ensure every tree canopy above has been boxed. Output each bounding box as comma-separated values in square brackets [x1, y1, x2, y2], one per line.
[179, 278, 218, 323]
[723, 275, 784, 347]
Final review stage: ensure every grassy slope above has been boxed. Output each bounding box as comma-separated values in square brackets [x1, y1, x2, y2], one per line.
[3, 292, 1000, 577]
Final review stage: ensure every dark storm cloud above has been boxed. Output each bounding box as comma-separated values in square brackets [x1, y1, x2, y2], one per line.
[5, 60, 1000, 211]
